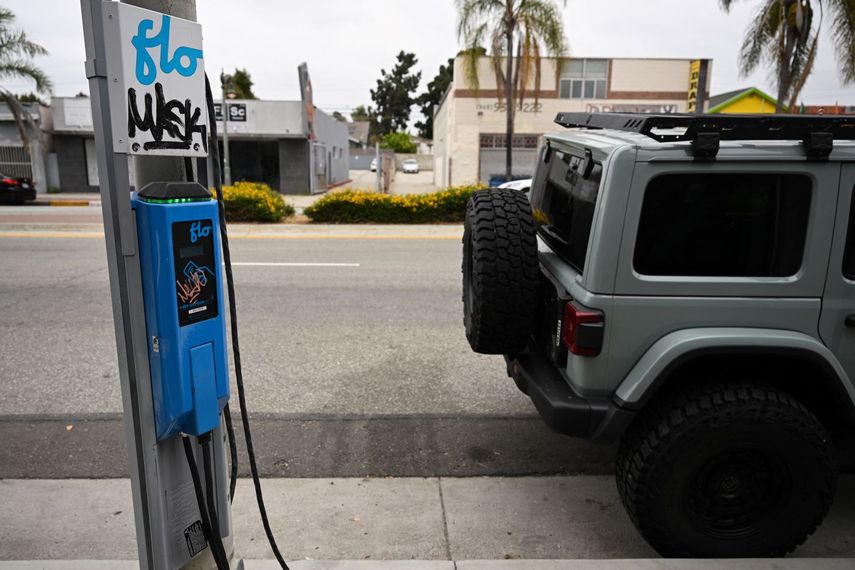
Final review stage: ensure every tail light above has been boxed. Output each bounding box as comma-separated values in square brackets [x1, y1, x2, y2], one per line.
[2, 177, 19, 186]
[562, 301, 604, 357]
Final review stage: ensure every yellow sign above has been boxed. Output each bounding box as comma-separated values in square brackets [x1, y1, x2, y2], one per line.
[687, 60, 701, 113]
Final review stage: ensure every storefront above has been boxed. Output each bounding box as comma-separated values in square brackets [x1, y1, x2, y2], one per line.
[433, 56, 712, 186]
[49, 96, 348, 194]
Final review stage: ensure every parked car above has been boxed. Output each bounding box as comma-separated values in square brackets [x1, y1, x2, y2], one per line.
[402, 158, 419, 174]
[497, 178, 532, 194]
[0, 173, 35, 204]
[462, 112, 855, 558]
[370, 158, 378, 172]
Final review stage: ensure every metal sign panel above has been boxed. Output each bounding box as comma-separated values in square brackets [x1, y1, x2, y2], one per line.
[104, 2, 208, 156]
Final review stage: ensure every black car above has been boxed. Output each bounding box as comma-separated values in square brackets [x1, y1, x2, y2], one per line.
[0, 173, 36, 204]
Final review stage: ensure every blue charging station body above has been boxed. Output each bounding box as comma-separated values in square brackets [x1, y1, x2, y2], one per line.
[133, 184, 229, 441]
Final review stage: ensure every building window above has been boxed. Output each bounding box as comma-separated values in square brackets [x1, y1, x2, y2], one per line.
[634, 173, 812, 277]
[479, 133, 540, 149]
[559, 59, 608, 100]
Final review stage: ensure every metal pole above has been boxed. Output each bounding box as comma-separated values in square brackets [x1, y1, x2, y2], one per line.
[221, 71, 232, 187]
[82, 2, 230, 568]
[375, 142, 381, 193]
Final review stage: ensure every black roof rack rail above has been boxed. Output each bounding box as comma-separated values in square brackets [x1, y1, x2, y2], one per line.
[553, 112, 855, 160]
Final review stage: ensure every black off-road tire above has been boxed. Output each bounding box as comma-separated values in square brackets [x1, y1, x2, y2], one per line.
[462, 188, 538, 354]
[616, 381, 837, 558]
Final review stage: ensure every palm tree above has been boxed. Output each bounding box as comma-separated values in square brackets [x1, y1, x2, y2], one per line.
[721, 0, 855, 113]
[0, 7, 52, 151]
[457, 0, 566, 179]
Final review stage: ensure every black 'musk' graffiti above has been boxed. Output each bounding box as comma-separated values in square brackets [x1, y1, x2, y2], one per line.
[127, 82, 207, 152]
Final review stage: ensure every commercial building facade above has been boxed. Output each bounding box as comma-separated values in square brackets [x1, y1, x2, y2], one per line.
[49, 96, 348, 194]
[433, 55, 712, 186]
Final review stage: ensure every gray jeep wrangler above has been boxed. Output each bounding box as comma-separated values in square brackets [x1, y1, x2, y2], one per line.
[462, 113, 855, 558]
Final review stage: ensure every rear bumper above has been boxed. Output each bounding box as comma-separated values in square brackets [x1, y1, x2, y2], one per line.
[505, 350, 636, 443]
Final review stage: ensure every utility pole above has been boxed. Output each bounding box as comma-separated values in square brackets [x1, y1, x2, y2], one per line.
[220, 71, 232, 186]
[375, 142, 381, 193]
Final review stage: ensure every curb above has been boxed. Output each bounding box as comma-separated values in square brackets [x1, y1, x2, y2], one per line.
[31, 199, 98, 207]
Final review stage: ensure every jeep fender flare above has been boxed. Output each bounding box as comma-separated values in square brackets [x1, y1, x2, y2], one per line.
[613, 328, 855, 414]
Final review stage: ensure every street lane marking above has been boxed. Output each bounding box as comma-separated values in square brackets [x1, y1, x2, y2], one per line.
[231, 262, 360, 267]
[0, 231, 460, 241]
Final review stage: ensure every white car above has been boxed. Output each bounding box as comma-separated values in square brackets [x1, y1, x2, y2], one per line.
[402, 158, 419, 173]
[370, 158, 378, 172]
[497, 178, 532, 194]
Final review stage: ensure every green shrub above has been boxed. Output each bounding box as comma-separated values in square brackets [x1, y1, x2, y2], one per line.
[304, 185, 485, 223]
[215, 181, 293, 222]
[379, 131, 417, 154]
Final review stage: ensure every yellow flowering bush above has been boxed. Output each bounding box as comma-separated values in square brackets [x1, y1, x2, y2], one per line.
[304, 185, 486, 223]
[213, 181, 293, 223]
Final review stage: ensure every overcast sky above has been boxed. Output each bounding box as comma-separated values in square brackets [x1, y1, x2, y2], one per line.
[4, 0, 854, 119]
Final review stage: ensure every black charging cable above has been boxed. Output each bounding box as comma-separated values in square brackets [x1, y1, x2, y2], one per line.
[182, 434, 230, 569]
[183, 156, 240, 505]
[205, 74, 292, 570]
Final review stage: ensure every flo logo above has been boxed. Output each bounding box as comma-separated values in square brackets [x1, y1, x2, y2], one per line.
[132, 15, 203, 86]
[189, 221, 211, 244]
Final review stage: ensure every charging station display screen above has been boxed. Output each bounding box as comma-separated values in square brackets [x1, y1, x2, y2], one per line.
[172, 220, 219, 327]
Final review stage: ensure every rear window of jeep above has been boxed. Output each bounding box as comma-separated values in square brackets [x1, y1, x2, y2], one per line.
[529, 150, 602, 273]
[634, 173, 811, 277]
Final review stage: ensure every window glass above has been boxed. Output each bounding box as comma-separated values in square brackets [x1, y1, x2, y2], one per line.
[584, 80, 595, 98]
[529, 151, 602, 272]
[571, 81, 583, 98]
[594, 80, 607, 99]
[562, 59, 584, 78]
[841, 187, 855, 279]
[559, 80, 572, 99]
[634, 173, 812, 277]
[585, 59, 608, 78]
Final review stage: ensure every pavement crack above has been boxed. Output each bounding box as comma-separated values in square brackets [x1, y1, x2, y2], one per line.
[437, 476, 453, 561]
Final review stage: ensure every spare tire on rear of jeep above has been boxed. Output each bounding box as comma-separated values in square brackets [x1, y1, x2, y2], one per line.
[463, 188, 538, 354]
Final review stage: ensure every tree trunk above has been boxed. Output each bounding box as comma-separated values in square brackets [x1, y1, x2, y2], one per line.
[776, 0, 797, 113]
[505, 28, 514, 180]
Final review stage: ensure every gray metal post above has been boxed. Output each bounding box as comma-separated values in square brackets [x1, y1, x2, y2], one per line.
[375, 142, 381, 193]
[221, 71, 232, 187]
[80, 2, 231, 568]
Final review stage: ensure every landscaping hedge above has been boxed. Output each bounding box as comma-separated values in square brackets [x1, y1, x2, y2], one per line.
[304, 185, 486, 223]
[215, 181, 293, 223]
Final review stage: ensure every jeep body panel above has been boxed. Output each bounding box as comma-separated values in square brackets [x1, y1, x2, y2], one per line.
[613, 327, 854, 408]
[819, 163, 855, 387]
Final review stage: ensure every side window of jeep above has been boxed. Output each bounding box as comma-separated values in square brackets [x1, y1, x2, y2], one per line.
[634, 173, 812, 277]
[841, 187, 855, 280]
[529, 149, 603, 273]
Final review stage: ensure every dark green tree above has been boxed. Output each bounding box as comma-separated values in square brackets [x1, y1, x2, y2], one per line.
[332, 111, 347, 122]
[350, 105, 372, 122]
[721, 1, 855, 112]
[223, 68, 256, 99]
[370, 51, 422, 136]
[415, 58, 454, 139]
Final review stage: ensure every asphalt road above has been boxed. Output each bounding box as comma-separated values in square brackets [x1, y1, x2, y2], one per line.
[0, 231, 528, 417]
[0, 220, 615, 477]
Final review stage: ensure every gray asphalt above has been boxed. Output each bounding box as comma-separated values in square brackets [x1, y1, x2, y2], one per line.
[0, 234, 529, 417]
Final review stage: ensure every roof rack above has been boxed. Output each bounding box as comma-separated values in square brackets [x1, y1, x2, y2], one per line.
[553, 112, 855, 159]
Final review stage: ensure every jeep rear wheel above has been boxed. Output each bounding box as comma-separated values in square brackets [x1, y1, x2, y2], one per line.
[463, 188, 538, 354]
[616, 381, 837, 558]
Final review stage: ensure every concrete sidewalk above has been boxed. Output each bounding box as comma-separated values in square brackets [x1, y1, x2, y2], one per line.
[2, 476, 853, 565]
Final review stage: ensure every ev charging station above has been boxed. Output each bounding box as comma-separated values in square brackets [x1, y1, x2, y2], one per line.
[80, 2, 283, 568]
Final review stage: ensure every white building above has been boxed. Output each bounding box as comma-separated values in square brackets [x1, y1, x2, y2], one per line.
[433, 56, 712, 186]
